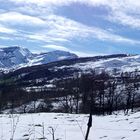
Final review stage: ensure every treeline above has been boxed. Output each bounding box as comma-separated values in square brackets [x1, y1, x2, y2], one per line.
[0, 70, 140, 115]
[54, 70, 140, 115]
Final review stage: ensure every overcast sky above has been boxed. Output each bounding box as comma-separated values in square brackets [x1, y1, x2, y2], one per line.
[0, 0, 140, 56]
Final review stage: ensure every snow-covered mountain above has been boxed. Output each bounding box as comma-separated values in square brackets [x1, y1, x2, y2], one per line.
[0, 46, 33, 68]
[0, 46, 78, 69]
[0, 46, 140, 75]
[29, 50, 78, 66]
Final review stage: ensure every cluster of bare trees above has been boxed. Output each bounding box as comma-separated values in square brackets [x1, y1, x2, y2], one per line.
[0, 69, 139, 115]
[55, 70, 140, 115]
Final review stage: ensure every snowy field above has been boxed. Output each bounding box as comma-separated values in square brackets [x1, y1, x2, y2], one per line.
[0, 112, 140, 140]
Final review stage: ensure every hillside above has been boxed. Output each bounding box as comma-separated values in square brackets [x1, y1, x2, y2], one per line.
[0, 54, 140, 114]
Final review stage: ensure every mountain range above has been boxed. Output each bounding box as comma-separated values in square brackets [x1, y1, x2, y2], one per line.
[0, 46, 140, 76]
[0, 46, 78, 69]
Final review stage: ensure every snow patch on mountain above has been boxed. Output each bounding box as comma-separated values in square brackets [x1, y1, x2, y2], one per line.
[55, 55, 140, 74]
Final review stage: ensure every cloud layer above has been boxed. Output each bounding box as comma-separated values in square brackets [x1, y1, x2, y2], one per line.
[0, 0, 140, 56]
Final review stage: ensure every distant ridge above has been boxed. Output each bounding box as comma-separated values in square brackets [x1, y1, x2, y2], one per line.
[0, 46, 78, 69]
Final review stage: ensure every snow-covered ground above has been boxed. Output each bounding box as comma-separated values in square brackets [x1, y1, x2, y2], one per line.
[0, 111, 140, 140]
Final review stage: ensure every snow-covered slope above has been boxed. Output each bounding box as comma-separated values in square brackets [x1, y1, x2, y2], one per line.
[55, 55, 140, 74]
[0, 46, 33, 68]
[0, 47, 78, 69]
[0, 111, 140, 140]
[29, 50, 78, 66]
